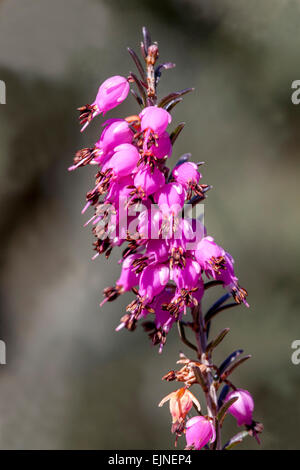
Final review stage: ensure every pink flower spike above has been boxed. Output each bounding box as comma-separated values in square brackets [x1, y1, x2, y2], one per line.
[140, 106, 172, 135]
[225, 389, 254, 426]
[185, 416, 215, 450]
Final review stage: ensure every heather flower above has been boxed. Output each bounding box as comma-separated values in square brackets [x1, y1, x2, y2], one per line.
[142, 287, 176, 352]
[154, 288, 177, 331]
[154, 182, 186, 216]
[194, 236, 225, 276]
[171, 259, 201, 290]
[159, 387, 200, 433]
[94, 119, 133, 160]
[185, 416, 215, 450]
[172, 161, 208, 199]
[132, 239, 169, 273]
[140, 106, 172, 135]
[101, 143, 140, 178]
[79, 75, 130, 131]
[173, 161, 200, 186]
[150, 132, 172, 159]
[138, 263, 170, 303]
[132, 165, 165, 199]
[225, 389, 254, 426]
[101, 253, 140, 305]
[194, 236, 248, 305]
[105, 175, 134, 204]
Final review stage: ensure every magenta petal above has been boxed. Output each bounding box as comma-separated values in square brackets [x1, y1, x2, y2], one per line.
[225, 389, 254, 426]
[185, 416, 215, 450]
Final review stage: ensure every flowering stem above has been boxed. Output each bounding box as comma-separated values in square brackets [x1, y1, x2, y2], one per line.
[144, 32, 159, 104]
[192, 305, 221, 450]
[177, 321, 198, 352]
[73, 26, 262, 451]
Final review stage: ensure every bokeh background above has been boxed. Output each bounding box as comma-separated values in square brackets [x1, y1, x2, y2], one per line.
[0, 0, 299, 450]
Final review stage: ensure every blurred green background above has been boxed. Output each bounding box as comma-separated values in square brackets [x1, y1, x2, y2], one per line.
[0, 0, 299, 450]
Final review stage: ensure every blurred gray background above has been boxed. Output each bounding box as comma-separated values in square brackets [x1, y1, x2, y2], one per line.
[0, 0, 299, 449]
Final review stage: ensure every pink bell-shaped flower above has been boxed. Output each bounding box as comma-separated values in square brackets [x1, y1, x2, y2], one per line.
[185, 416, 215, 450]
[139, 263, 170, 302]
[150, 132, 172, 159]
[117, 254, 141, 292]
[102, 143, 140, 178]
[225, 389, 254, 426]
[171, 259, 201, 290]
[154, 288, 177, 331]
[140, 106, 172, 135]
[79, 76, 130, 131]
[133, 165, 165, 198]
[94, 119, 133, 161]
[105, 175, 134, 204]
[173, 162, 201, 187]
[154, 183, 186, 216]
[194, 236, 225, 277]
[145, 239, 169, 264]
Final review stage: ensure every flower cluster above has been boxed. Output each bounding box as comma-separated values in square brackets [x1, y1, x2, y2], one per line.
[70, 28, 262, 450]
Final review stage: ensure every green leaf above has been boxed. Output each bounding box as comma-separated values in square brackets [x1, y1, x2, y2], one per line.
[217, 396, 238, 425]
[170, 122, 185, 145]
[220, 355, 252, 380]
[206, 328, 230, 354]
[127, 47, 147, 83]
[223, 431, 250, 450]
[158, 88, 194, 108]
